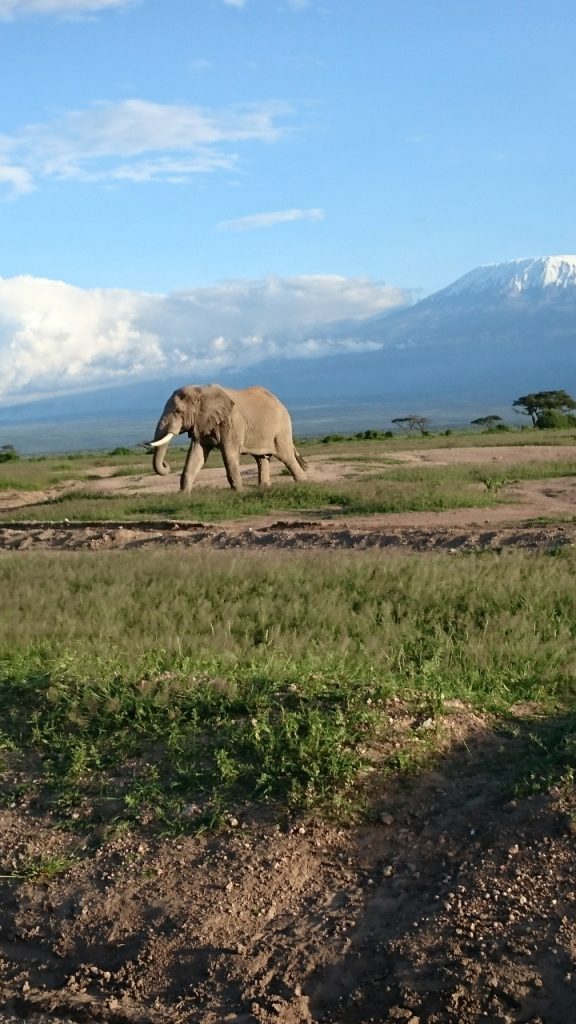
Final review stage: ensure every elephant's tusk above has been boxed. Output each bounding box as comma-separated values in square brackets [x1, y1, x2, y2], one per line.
[149, 433, 175, 448]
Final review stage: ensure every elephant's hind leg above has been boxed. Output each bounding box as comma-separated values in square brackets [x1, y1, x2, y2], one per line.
[277, 445, 306, 482]
[255, 455, 271, 487]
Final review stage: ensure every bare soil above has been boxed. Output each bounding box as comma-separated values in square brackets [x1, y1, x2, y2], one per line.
[0, 445, 575, 1023]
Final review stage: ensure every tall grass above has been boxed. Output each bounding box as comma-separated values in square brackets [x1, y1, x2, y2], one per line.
[1, 549, 574, 827]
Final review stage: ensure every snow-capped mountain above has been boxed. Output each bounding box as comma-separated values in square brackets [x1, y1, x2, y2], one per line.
[352, 253, 576, 348]
[437, 255, 576, 298]
[266, 254, 576, 415]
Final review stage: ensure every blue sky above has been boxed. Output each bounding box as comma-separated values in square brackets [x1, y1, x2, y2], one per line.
[1, 0, 575, 401]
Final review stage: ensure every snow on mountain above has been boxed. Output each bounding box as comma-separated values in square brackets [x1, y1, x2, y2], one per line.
[437, 255, 576, 299]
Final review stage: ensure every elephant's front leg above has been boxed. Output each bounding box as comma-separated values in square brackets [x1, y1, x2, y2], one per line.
[180, 440, 208, 493]
[221, 445, 243, 491]
[255, 455, 271, 488]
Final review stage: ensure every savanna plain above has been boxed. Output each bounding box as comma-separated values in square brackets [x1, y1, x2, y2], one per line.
[0, 428, 575, 1024]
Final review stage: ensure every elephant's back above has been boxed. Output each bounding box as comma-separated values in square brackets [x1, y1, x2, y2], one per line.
[226, 386, 291, 417]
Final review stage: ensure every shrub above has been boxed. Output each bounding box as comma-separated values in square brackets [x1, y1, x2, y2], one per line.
[536, 409, 576, 430]
[0, 446, 19, 463]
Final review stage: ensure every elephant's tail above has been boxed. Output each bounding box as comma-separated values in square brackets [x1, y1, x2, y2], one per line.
[294, 448, 308, 472]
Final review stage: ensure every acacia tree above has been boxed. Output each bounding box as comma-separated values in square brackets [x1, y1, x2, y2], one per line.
[471, 415, 503, 430]
[391, 415, 431, 435]
[512, 390, 576, 425]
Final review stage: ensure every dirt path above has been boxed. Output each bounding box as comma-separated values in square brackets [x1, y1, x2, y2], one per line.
[0, 445, 574, 553]
[0, 511, 574, 554]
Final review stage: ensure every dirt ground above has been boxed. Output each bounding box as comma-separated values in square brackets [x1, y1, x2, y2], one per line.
[0, 445, 575, 1023]
[1, 704, 575, 1024]
[0, 444, 575, 553]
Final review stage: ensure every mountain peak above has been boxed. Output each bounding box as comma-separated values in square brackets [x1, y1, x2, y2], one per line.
[437, 255, 576, 299]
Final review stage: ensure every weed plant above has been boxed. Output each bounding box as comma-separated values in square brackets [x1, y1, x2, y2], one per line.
[0, 548, 575, 828]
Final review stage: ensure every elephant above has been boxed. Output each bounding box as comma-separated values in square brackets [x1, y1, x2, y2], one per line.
[148, 384, 307, 492]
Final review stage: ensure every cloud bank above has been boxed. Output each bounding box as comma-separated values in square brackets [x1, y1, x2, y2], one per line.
[0, 274, 410, 402]
[0, 98, 291, 196]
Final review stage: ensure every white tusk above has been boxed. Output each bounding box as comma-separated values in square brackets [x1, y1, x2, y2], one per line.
[149, 432, 175, 448]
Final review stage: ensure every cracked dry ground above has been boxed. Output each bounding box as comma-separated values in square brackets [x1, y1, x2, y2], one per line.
[0, 705, 575, 1024]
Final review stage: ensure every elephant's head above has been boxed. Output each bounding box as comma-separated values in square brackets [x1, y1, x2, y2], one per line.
[149, 385, 235, 475]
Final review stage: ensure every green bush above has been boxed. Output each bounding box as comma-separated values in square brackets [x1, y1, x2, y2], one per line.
[0, 446, 19, 463]
[536, 409, 576, 429]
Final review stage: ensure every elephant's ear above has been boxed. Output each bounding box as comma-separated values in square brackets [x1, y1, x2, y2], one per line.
[195, 386, 235, 438]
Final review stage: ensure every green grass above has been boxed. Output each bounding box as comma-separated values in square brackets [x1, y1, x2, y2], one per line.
[0, 431, 574, 830]
[0, 548, 574, 830]
[0, 452, 150, 491]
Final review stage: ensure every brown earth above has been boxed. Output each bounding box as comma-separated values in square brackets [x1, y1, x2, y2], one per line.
[0, 445, 575, 1023]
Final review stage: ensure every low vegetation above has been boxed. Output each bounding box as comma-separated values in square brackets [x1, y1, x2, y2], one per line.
[1, 548, 575, 830]
[0, 427, 575, 833]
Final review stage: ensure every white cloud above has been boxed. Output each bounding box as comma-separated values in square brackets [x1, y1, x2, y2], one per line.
[222, 0, 245, 6]
[0, 98, 291, 195]
[0, 0, 134, 17]
[0, 164, 35, 197]
[218, 208, 325, 231]
[0, 274, 411, 401]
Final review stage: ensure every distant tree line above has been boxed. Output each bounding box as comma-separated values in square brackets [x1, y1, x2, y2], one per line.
[383, 389, 576, 438]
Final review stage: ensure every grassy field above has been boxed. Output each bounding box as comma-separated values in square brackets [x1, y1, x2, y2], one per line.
[0, 428, 574, 833]
[1, 548, 574, 830]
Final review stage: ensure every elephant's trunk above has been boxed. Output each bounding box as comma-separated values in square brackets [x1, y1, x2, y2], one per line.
[152, 440, 171, 475]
